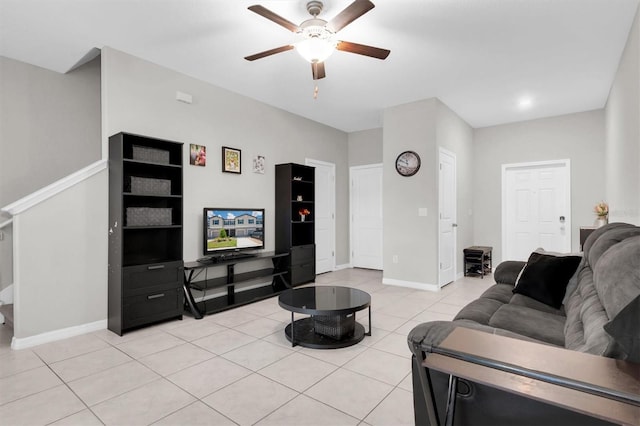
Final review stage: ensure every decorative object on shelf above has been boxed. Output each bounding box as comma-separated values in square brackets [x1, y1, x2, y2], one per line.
[222, 146, 241, 173]
[189, 144, 206, 166]
[253, 155, 265, 174]
[593, 201, 609, 227]
[293, 176, 303, 181]
[299, 207, 310, 222]
[297, 195, 303, 201]
[395, 150, 421, 176]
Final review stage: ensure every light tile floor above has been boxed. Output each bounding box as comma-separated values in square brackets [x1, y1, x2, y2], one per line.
[0, 268, 493, 426]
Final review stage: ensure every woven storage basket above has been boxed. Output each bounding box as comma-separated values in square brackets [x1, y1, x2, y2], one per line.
[132, 145, 170, 164]
[127, 176, 171, 196]
[313, 313, 355, 339]
[126, 207, 172, 226]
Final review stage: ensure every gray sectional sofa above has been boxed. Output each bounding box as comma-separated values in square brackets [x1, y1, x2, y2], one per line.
[408, 222, 640, 425]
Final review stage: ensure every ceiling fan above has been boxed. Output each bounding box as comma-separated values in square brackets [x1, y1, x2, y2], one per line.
[244, 0, 390, 80]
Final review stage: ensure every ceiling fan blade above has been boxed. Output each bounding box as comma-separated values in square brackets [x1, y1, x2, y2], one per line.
[248, 5, 300, 32]
[312, 62, 326, 80]
[336, 41, 390, 60]
[327, 0, 375, 32]
[244, 45, 294, 61]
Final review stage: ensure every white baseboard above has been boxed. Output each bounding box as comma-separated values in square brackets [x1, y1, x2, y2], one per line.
[11, 319, 107, 350]
[334, 263, 352, 271]
[382, 277, 439, 292]
[0, 284, 13, 304]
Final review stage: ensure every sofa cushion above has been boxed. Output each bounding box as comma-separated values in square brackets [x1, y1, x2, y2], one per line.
[489, 304, 566, 346]
[510, 293, 565, 316]
[478, 283, 514, 304]
[454, 297, 505, 325]
[512, 252, 581, 308]
[595, 235, 640, 362]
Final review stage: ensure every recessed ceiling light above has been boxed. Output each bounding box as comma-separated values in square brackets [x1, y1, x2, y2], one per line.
[518, 96, 533, 109]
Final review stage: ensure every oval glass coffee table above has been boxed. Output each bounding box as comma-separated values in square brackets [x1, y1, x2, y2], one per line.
[278, 286, 371, 349]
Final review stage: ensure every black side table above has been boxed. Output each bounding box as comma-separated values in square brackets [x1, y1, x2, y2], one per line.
[463, 246, 493, 278]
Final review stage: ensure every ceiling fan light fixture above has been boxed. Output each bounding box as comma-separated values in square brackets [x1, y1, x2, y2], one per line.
[296, 36, 336, 63]
[295, 20, 336, 63]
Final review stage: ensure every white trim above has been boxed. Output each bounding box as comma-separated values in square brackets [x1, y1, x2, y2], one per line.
[501, 159, 572, 260]
[382, 277, 439, 292]
[0, 218, 12, 229]
[1, 160, 108, 215]
[11, 319, 107, 350]
[334, 263, 352, 271]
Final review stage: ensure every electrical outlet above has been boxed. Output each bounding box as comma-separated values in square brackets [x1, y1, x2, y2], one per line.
[392, 255, 398, 264]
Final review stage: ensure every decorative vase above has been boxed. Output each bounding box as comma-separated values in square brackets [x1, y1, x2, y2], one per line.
[594, 216, 608, 228]
[300, 215, 305, 222]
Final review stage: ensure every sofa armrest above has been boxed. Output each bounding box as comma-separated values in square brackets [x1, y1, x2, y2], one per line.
[415, 328, 640, 426]
[493, 260, 526, 285]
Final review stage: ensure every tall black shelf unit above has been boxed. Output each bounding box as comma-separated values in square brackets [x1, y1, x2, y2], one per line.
[275, 163, 316, 286]
[108, 132, 184, 335]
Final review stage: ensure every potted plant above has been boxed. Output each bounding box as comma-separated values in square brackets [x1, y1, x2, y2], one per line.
[299, 208, 310, 222]
[594, 201, 609, 227]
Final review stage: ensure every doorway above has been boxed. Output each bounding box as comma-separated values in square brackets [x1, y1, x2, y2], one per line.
[350, 164, 383, 270]
[502, 159, 571, 261]
[305, 159, 336, 274]
[439, 148, 456, 287]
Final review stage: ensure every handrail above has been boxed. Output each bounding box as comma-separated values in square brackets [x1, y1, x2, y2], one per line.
[1, 159, 107, 216]
[0, 218, 13, 229]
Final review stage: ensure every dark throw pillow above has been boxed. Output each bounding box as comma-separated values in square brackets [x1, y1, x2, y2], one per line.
[604, 294, 640, 363]
[512, 252, 581, 309]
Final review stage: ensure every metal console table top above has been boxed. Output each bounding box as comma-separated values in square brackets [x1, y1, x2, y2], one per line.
[278, 286, 372, 349]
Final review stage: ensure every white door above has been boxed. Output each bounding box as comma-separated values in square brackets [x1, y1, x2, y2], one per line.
[350, 164, 383, 270]
[306, 159, 335, 274]
[439, 148, 456, 287]
[503, 160, 571, 261]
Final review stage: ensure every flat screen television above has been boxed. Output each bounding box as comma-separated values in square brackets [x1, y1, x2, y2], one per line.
[203, 208, 265, 256]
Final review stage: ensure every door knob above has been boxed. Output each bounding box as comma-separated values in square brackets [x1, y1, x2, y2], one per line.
[452, 223, 458, 227]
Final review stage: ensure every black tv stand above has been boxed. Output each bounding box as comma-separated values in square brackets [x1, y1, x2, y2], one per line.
[184, 251, 290, 319]
[197, 252, 257, 264]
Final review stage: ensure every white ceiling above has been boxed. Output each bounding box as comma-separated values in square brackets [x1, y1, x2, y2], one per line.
[1, 0, 638, 132]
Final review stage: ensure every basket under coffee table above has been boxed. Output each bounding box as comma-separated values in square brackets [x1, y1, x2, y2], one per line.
[278, 286, 371, 349]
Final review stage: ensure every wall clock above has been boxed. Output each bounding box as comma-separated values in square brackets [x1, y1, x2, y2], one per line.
[395, 151, 421, 176]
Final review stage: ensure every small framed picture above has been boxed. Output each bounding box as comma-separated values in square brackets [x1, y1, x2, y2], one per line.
[189, 144, 206, 166]
[222, 146, 241, 174]
[253, 155, 265, 174]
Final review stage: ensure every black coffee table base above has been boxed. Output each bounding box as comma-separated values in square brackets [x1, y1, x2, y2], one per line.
[284, 317, 366, 349]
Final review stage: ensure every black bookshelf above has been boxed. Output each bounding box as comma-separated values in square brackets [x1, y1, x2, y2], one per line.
[108, 132, 184, 335]
[275, 163, 316, 286]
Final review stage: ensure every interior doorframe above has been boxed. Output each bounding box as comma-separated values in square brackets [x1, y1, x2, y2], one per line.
[501, 159, 572, 260]
[349, 163, 383, 269]
[438, 147, 457, 288]
[305, 158, 336, 273]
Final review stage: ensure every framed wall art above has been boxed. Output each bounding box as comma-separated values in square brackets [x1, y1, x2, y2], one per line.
[253, 155, 265, 174]
[189, 144, 206, 166]
[222, 146, 241, 174]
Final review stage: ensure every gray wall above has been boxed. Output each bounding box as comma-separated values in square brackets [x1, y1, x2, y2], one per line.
[473, 110, 606, 263]
[101, 47, 350, 266]
[382, 99, 474, 288]
[0, 56, 101, 292]
[383, 99, 438, 286]
[348, 128, 383, 166]
[606, 7, 640, 224]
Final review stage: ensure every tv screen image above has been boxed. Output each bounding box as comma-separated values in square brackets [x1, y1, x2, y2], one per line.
[203, 208, 264, 255]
